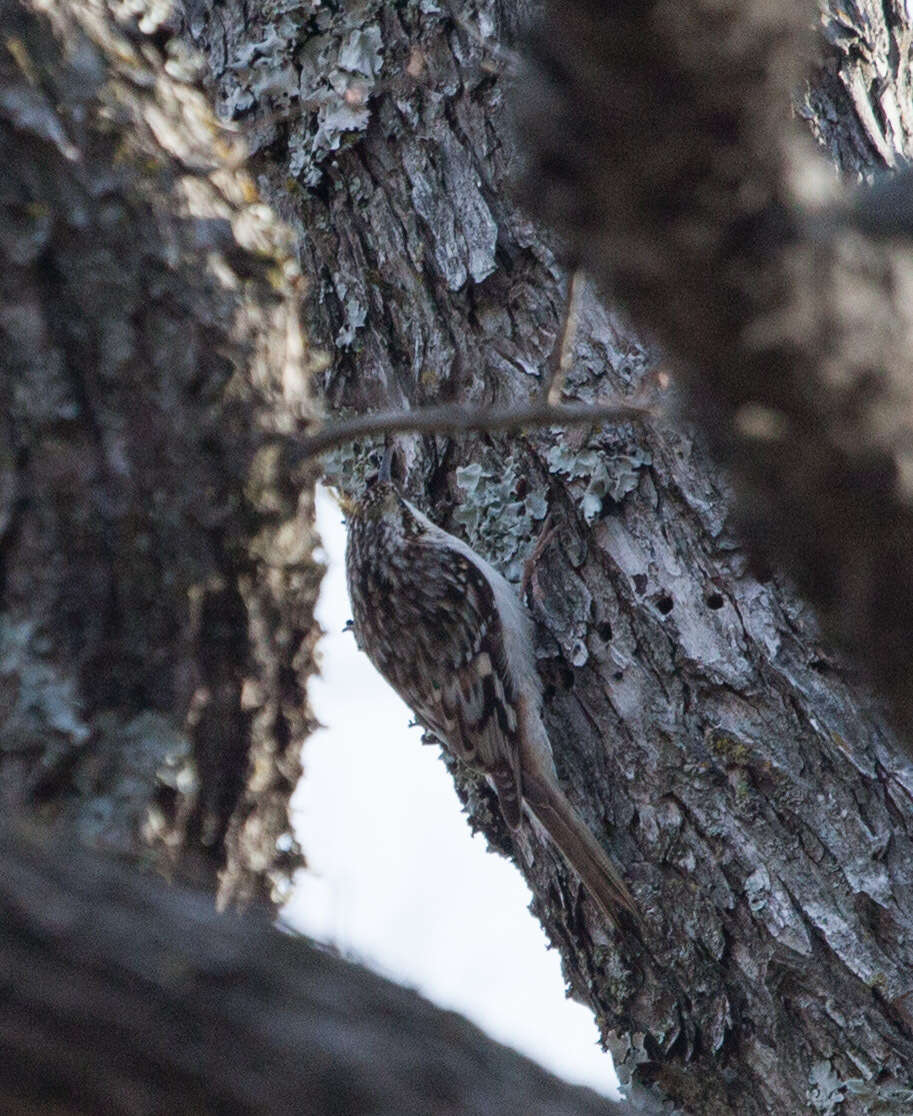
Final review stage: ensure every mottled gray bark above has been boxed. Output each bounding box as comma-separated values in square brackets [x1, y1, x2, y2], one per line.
[183, 0, 913, 1112]
[1, 819, 639, 1116]
[0, 0, 318, 908]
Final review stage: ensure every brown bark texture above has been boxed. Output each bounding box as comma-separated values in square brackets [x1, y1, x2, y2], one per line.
[1, 818, 639, 1116]
[182, 0, 913, 1112]
[0, 0, 319, 908]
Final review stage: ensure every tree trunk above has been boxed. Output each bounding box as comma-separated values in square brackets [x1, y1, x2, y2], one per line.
[1, 818, 644, 1116]
[0, 0, 318, 909]
[183, 0, 913, 1112]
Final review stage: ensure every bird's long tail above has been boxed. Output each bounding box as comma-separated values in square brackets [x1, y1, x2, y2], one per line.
[524, 772, 642, 931]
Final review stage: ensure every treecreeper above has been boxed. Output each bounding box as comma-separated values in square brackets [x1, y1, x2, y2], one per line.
[345, 447, 641, 930]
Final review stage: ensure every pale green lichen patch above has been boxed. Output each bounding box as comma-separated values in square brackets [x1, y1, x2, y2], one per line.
[807, 1060, 845, 1115]
[216, 2, 386, 187]
[605, 1029, 650, 1091]
[544, 433, 651, 523]
[453, 455, 548, 582]
[321, 435, 385, 499]
[807, 1054, 913, 1112]
[842, 1075, 913, 1111]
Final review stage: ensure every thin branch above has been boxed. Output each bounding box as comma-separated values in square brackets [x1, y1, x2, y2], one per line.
[290, 397, 654, 463]
[542, 268, 586, 405]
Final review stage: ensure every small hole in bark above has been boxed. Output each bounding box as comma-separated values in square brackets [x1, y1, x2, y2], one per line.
[596, 621, 613, 641]
[753, 561, 774, 584]
[657, 594, 674, 615]
[706, 592, 724, 610]
[599, 493, 624, 518]
[613, 670, 624, 682]
[633, 573, 648, 595]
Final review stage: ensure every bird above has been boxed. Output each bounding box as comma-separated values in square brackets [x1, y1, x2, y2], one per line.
[344, 445, 640, 929]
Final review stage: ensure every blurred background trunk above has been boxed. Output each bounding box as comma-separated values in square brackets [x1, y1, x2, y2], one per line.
[1, 819, 636, 1116]
[0, 0, 318, 908]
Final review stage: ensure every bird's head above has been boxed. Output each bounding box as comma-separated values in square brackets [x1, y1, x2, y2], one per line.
[353, 443, 416, 533]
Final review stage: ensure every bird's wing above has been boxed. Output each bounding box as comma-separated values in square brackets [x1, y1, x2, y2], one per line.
[404, 544, 525, 829]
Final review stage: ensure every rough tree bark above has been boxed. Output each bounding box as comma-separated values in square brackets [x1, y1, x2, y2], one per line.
[180, 0, 913, 1113]
[0, 0, 318, 907]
